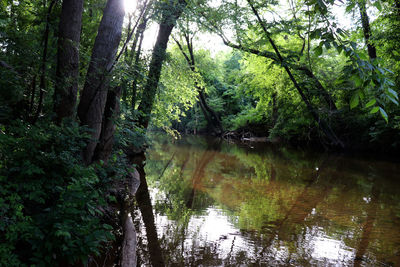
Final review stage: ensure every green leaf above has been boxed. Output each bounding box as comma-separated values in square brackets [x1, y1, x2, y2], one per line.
[377, 67, 385, 74]
[350, 93, 359, 109]
[324, 41, 331, 49]
[345, 2, 356, 12]
[314, 45, 323, 57]
[353, 75, 362, 87]
[103, 224, 113, 230]
[384, 68, 394, 74]
[379, 107, 388, 122]
[387, 95, 399, 105]
[387, 80, 395, 86]
[374, 1, 382, 11]
[388, 88, 398, 99]
[310, 30, 320, 39]
[370, 106, 379, 113]
[358, 89, 365, 100]
[336, 44, 343, 54]
[366, 99, 376, 108]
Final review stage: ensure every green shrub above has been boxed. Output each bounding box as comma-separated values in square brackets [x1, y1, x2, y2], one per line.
[0, 121, 114, 266]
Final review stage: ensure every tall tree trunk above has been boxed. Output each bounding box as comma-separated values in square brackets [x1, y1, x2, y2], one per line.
[53, 0, 84, 123]
[92, 86, 122, 163]
[136, 0, 186, 129]
[77, 0, 125, 165]
[112, 0, 149, 71]
[33, 0, 56, 123]
[185, 36, 223, 134]
[358, 0, 377, 60]
[131, 19, 148, 110]
[121, 15, 133, 103]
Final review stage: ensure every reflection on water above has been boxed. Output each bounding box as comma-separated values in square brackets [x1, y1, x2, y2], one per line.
[135, 135, 400, 266]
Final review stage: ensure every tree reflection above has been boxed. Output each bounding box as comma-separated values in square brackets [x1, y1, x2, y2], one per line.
[354, 180, 380, 266]
[133, 153, 165, 267]
[141, 135, 400, 266]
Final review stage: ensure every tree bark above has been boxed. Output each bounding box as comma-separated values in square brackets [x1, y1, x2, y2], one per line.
[112, 0, 148, 71]
[53, 0, 84, 123]
[358, 0, 377, 60]
[198, 90, 223, 134]
[93, 86, 122, 163]
[77, 0, 125, 165]
[136, 0, 187, 129]
[131, 18, 148, 110]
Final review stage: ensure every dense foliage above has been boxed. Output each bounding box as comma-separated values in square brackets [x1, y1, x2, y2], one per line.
[157, 0, 400, 150]
[0, 121, 115, 265]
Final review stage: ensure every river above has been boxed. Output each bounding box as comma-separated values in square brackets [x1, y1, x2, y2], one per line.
[133, 134, 400, 266]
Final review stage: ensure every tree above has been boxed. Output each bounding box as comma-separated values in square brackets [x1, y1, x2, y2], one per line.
[53, 0, 84, 122]
[357, 0, 377, 60]
[173, 28, 223, 135]
[136, 0, 187, 129]
[195, 0, 343, 146]
[33, 0, 57, 123]
[77, 0, 125, 164]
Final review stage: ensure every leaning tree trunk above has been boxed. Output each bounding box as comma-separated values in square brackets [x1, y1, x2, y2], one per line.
[296, 66, 337, 111]
[358, 0, 377, 60]
[77, 0, 125, 165]
[246, 0, 343, 147]
[186, 36, 223, 134]
[53, 0, 84, 123]
[174, 35, 223, 135]
[197, 90, 223, 134]
[136, 0, 187, 129]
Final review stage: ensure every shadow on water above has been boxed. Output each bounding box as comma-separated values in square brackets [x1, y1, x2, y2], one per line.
[134, 134, 400, 266]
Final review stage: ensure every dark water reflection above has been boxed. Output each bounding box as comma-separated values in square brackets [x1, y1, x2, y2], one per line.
[135, 135, 400, 266]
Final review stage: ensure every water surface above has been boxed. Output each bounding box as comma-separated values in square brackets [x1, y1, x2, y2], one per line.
[135, 135, 400, 266]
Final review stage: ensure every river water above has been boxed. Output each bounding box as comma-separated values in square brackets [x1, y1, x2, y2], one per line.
[134, 135, 400, 266]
